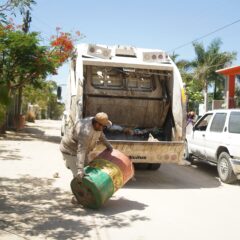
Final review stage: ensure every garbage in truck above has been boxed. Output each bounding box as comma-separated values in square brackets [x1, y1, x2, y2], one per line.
[105, 124, 163, 141]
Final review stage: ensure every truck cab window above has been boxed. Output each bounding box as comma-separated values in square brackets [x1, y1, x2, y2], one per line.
[210, 113, 227, 132]
[229, 112, 240, 133]
[194, 114, 213, 131]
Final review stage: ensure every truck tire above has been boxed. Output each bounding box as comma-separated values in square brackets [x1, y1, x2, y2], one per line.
[217, 152, 237, 184]
[133, 163, 149, 170]
[148, 163, 161, 170]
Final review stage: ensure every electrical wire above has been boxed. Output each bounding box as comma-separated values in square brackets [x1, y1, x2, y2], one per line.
[31, 13, 56, 32]
[169, 18, 240, 52]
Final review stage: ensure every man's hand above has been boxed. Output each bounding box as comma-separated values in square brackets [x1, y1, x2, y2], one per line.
[107, 146, 113, 152]
[75, 170, 84, 182]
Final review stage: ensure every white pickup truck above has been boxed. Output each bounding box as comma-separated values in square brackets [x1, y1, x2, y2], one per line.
[185, 109, 240, 183]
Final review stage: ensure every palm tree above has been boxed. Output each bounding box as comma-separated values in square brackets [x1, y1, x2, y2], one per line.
[191, 38, 236, 112]
[170, 53, 202, 113]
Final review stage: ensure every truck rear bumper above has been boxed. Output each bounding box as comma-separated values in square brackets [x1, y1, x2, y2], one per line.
[90, 140, 185, 164]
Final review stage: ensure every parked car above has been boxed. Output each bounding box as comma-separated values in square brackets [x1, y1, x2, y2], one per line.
[185, 109, 240, 183]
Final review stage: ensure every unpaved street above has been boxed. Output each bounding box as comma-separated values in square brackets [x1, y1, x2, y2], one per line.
[1, 120, 240, 240]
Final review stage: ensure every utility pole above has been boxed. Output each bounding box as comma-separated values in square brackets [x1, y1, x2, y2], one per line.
[22, 10, 31, 33]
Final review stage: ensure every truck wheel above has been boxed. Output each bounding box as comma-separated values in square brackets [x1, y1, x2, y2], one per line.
[217, 152, 237, 184]
[148, 163, 161, 170]
[133, 163, 149, 170]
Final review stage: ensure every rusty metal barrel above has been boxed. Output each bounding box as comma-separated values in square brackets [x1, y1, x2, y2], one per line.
[71, 149, 134, 209]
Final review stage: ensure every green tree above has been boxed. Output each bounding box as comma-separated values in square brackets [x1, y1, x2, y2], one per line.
[0, 87, 10, 132]
[0, 24, 81, 130]
[171, 53, 202, 112]
[0, 26, 56, 111]
[0, 25, 58, 130]
[0, 2, 82, 131]
[23, 80, 64, 120]
[191, 38, 236, 111]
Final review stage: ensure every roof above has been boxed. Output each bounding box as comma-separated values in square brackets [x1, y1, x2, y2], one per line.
[76, 43, 175, 71]
[206, 109, 240, 114]
[216, 65, 240, 75]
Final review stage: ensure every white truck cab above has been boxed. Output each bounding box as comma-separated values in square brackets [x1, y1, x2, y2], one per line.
[185, 109, 240, 183]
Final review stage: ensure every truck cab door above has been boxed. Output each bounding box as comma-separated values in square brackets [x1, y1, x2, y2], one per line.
[188, 113, 213, 160]
[204, 113, 227, 163]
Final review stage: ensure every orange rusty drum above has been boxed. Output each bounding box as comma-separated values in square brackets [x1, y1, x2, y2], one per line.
[97, 149, 134, 184]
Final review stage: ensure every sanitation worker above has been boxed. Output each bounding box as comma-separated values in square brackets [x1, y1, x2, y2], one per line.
[186, 111, 196, 135]
[60, 112, 113, 182]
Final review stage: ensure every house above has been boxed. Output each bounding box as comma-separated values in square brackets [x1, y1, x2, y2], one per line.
[216, 65, 240, 108]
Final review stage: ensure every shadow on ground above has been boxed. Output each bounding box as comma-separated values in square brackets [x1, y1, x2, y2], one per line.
[124, 161, 226, 189]
[0, 176, 148, 240]
[0, 125, 61, 144]
[0, 147, 23, 161]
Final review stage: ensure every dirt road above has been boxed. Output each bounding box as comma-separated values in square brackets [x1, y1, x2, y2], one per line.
[1, 120, 240, 240]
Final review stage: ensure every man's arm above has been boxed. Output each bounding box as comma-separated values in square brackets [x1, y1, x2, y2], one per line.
[76, 145, 86, 178]
[99, 132, 113, 151]
[76, 132, 89, 179]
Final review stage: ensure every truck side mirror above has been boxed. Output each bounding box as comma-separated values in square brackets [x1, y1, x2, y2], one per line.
[57, 86, 62, 100]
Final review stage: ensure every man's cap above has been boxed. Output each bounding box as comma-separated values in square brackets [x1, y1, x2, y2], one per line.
[94, 112, 112, 126]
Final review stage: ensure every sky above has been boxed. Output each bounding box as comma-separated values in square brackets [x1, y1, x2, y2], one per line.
[9, 0, 240, 99]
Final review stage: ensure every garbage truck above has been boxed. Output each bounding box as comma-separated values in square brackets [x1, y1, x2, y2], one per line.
[61, 43, 186, 170]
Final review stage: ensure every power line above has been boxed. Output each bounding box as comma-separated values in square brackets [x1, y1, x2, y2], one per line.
[169, 18, 240, 52]
[31, 13, 56, 34]
[30, 13, 55, 39]
[30, 13, 86, 43]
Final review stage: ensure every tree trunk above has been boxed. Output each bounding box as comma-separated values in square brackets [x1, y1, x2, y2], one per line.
[204, 79, 208, 112]
[213, 79, 217, 99]
[17, 87, 23, 116]
[0, 115, 6, 134]
[14, 86, 25, 130]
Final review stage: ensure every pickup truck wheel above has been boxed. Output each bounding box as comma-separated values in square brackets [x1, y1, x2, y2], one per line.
[148, 163, 161, 170]
[217, 152, 237, 184]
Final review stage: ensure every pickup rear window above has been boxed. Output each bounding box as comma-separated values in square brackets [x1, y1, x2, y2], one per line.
[229, 112, 240, 134]
[210, 113, 227, 132]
